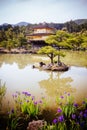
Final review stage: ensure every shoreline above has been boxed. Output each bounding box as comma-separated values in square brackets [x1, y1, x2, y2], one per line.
[0, 49, 37, 54]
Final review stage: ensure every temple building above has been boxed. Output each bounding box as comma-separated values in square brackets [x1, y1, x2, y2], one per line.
[26, 24, 56, 47]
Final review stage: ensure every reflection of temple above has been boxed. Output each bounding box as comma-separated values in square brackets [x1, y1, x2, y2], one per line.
[39, 71, 75, 97]
[26, 23, 56, 47]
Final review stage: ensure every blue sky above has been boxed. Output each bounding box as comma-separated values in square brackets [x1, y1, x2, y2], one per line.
[0, 0, 87, 24]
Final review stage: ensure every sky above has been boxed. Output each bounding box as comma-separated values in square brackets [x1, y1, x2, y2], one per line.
[0, 0, 87, 24]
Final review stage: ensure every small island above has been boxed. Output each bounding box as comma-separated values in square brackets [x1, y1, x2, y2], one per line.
[33, 61, 69, 71]
[32, 41, 69, 71]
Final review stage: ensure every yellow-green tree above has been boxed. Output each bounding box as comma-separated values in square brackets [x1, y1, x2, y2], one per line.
[38, 46, 58, 64]
[45, 30, 71, 64]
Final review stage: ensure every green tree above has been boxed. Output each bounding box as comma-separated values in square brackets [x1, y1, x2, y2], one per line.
[0, 40, 7, 48]
[5, 28, 13, 40]
[0, 25, 28, 50]
[45, 30, 71, 64]
[18, 33, 27, 47]
[81, 31, 87, 50]
[0, 30, 7, 42]
[6, 39, 15, 51]
[64, 20, 78, 32]
[81, 42, 87, 50]
[67, 32, 84, 50]
[38, 46, 58, 64]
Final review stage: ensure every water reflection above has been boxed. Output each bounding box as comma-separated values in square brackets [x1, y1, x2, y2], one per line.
[39, 71, 75, 98]
[0, 54, 87, 109]
[61, 66, 87, 102]
[0, 54, 48, 69]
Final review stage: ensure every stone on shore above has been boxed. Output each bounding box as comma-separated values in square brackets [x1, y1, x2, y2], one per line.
[27, 120, 46, 130]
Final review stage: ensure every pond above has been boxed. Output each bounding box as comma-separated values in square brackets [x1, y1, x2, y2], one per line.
[0, 51, 87, 110]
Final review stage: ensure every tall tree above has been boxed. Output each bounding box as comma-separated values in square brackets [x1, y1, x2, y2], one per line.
[45, 30, 71, 64]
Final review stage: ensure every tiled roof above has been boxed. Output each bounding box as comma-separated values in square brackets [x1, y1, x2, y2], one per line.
[32, 25, 55, 30]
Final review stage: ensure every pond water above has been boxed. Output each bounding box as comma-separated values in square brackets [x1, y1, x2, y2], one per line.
[0, 51, 87, 109]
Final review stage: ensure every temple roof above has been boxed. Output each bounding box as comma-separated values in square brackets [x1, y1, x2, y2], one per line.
[32, 24, 56, 30]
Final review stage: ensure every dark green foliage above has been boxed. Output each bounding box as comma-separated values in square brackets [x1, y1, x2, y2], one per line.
[64, 20, 78, 33]
[0, 24, 27, 50]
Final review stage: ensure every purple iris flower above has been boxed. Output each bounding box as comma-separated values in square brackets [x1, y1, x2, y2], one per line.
[73, 103, 78, 107]
[34, 101, 37, 105]
[60, 95, 64, 99]
[26, 93, 31, 96]
[22, 91, 27, 95]
[58, 115, 64, 122]
[53, 119, 58, 124]
[57, 108, 62, 113]
[85, 109, 87, 113]
[72, 114, 76, 119]
[83, 113, 87, 118]
[79, 111, 83, 116]
[25, 92, 28, 95]
[67, 93, 70, 96]
[32, 96, 35, 100]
